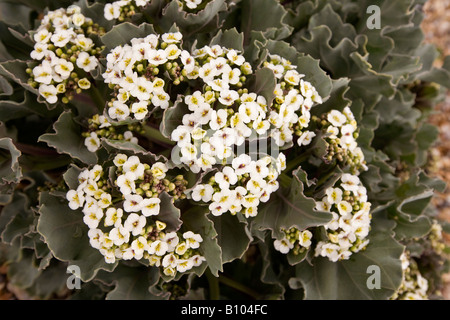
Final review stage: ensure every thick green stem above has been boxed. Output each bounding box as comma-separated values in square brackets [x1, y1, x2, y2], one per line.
[218, 274, 260, 299]
[89, 86, 106, 113]
[141, 124, 175, 147]
[205, 269, 220, 300]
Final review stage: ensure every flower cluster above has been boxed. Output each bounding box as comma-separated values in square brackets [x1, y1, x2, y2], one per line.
[391, 252, 429, 300]
[102, 32, 189, 122]
[82, 114, 143, 152]
[27, 5, 105, 104]
[274, 227, 313, 255]
[65, 154, 204, 276]
[316, 107, 367, 174]
[190, 153, 285, 218]
[104, 0, 150, 21]
[265, 54, 322, 148]
[313, 173, 372, 261]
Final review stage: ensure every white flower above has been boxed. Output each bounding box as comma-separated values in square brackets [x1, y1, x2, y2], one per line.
[98, 192, 112, 209]
[185, 0, 202, 9]
[214, 166, 238, 190]
[241, 194, 260, 208]
[30, 43, 49, 60]
[180, 50, 195, 72]
[88, 228, 104, 249]
[337, 200, 353, 216]
[297, 131, 316, 146]
[147, 49, 168, 65]
[39, 84, 58, 104]
[327, 110, 347, 127]
[209, 109, 228, 130]
[51, 29, 73, 47]
[34, 29, 52, 44]
[162, 32, 182, 43]
[116, 171, 137, 196]
[232, 154, 252, 176]
[108, 100, 130, 121]
[83, 207, 103, 229]
[162, 253, 178, 268]
[104, 3, 121, 20]
[274, 237, 293, 254]
[131, 101, 149, 120]
[199, 63, 217, 82]
[209, 201, 227, 216]
[162, 232, 180, 252]
[66, 189, 85, 210]
[123, 155, 145, 179]
[131, 236, 150, 259]
[152, 91, 170, 109]
[226, 49, 245, 66]
[340, 174, 360, 193]
[33, 62, 53, 84]
[109, 226, 130, 246]
[130, 77, 153, 101]
[299, 230, 312, 248]
[113, 154, 128, 167]
[123, 194, 144, 213]
[326, 187, 343, 205]
[190, 255, 206, 267]
[183, 231, 203, 249]
[176, 259, 194, 273]
[140, 198, 161, 216]
[218, 89, 239, 106]
[85, 132, 101, 152]
[222, 67, 241, 85]
[171, 125, 192, 147]
[123, 213, 147, 236]
[191, 184, 214, 202]
[151, 162, 168, 179]
[104, 207, 123, 227]
[175, 241, 188, 255]
[148, 240, 169, 256]
[76, 52, 98, 72]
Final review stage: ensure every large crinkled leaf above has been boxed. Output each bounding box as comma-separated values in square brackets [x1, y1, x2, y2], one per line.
[160, 96, 188, 139]
[248, 67, 276, 107]
[7, 249, 41, 290]
[181, 207, 222, 277]
[210, 214, 252, 264]
[157, 192, 182, 233]
[253, 167, 332, 239]
[37, 191, 117, 282]
[210, 27, 244, 52]
[95, 265, 164, 300]
[240, 0, 293, 44]
[158, 0, 227, 37]
[101, 22, 156, 53]
[38, 110, 98, 165]
[294, 211, 404, 300]
[0, 192, 34, 244]
[0, 137, 22, 184]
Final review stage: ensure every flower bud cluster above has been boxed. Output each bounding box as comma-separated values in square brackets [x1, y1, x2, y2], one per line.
[82, 114, 144, 152]
[190, 153, 285, 218]
[102, 32, 188, 121]
[273, 227, 313, 255]
[391, 251, 429, 300]
[27, 5, 105, 104]
[104, 0, 151, 21]
[313, 173, 372, 261]
[316, 107, 367, 174]
[65, 155, 202, 276]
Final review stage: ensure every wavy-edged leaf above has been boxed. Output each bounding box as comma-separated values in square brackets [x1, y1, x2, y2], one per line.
[294, 211, 404, 300]
[157, 192, 182, 232]
[101, 22, 156, 53]
[1, 192, 34, 244]
[37, 191, 117, 282]
[38, 110, 98, 165]
[181, 206, 222, 277]
[210, 27, 243, 52]
[253, 167, 332, 239]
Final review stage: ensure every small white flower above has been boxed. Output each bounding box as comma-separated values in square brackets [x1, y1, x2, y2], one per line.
[130, 77, 153, 101]
[176, 259, 194, 273]
[209, 109, 228, 130]
[326, 187, 343, 205]
[148, 240, 169, 256]
[191, 184, 214, 202]
[299, 230, 312, 248]
[162, 232, 180, 252]
[226, 49, 245, 66]
[85, 132, 101, 152]
[327, 110, 347, 127]
[284, 70, 304, 86]
[215, 166, 238, 190]
[190, 255, 206, 267]
[51, 29, 73, 47]
[109, 226, 130, 246]
[30, 43, 49, 60]
[131, 101, 149, 120]
[34, 29, 52, 44]
[66, 189, 85, 210]
[274, 237, 293, 254]
[108, 100, 130, 121]
[123, 213, 147, 236]
[151, 162, 168, 179]
[131, 236, 150, 259]
[104, 207, 123, 227]
[123, 194, 144, 213]
[123, 156, 145, 180]
[39, 84, 58, 104]
[162, 32, 182, 44]
[162, 253, 178, 268]
[147, 49, 168, 65]
[232, 154, 252, 176]
[218, 89, 239, 106]
[140, 197, 161, 217]
[104, 3, 121, 20]
[151, 91, 170, 109]
[297, 131, 316, 146]
[116, 171, 137, 196]
[185, 0, 202, 9]
[83, 207, 104, 229]
[340, 174, 360, 193]
[76, 52, 98, 72]
[337, 200, 353, 216]
[113, 154, 128, 167]
[183, 231, 203, 249]
[88, 228, 104, 249]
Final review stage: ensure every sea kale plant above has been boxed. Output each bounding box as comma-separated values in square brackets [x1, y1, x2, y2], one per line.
[0, 0, 449, 300]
